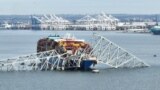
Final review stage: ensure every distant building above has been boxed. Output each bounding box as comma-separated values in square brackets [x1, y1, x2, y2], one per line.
[117, 22, 149, 32]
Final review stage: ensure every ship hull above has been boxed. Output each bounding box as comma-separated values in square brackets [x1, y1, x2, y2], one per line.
[151, 29, 160, 35]
[80, 60, 96, 71]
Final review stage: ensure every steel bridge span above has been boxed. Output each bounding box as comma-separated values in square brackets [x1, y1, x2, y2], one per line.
[0, 34, 149, 71]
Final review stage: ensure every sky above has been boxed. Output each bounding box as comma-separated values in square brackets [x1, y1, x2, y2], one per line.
[0, 0, 159, 15]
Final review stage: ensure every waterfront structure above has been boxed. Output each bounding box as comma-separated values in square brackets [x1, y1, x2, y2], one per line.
[0, 14, 158, 31]
[117, 22, 149, 33]
[31, 13, 119, 30]
[75, 12, 119, 30]
[31, 14, 70, 30]
[0, 22, 31, 30]
[0, 22, 12, 29]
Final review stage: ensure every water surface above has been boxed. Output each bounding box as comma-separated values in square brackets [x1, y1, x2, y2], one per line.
[0, 30, 160, 90]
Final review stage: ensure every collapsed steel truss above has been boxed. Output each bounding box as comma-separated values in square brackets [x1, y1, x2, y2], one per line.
[90, 34, 149, 68]
[0, 34, 149, 71]
[0, 50, 81, 71]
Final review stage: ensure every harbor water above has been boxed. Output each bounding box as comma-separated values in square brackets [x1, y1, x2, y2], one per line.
[0, 30, 160, 90]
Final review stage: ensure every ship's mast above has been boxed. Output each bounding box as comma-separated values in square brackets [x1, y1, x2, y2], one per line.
[155, 14, 159, 25]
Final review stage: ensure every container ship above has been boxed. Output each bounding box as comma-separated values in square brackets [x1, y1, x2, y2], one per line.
[150, 25, 160, 35]
[37, 34, 97, 71]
